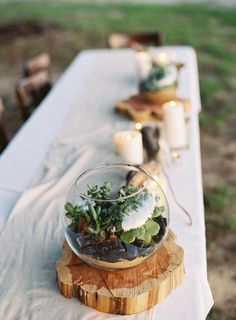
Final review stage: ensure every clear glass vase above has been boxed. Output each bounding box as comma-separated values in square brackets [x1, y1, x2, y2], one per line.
[62, 164, 170, 270]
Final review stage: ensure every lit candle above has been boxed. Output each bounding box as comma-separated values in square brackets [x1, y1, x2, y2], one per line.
[136, 51, 152, 80]
[154, 52, 170, 65]
[135, 122, 143, 131]
[163, 100, 187, 149]
[153, 52, 179, 66]
[114, 130, 144, 165]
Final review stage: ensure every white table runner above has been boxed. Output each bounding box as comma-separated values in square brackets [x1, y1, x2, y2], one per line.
[0, 47, 213, 320]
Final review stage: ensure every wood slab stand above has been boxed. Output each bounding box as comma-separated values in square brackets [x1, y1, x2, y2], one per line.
[56, 230, 184, 315]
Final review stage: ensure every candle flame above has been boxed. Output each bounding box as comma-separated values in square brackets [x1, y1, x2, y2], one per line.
[169, 100, 177, 107]
[171, 151, 180, 160]
[157, 52, 169, 65]
[135, 122, 143, 131]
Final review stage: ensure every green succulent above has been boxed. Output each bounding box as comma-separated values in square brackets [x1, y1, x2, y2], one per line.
[120, 219, 160, 245]
[140, 62, 177, 92]
[64, 181, 164, 245]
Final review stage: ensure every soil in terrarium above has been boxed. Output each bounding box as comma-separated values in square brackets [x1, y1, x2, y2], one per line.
[67, 215, 167, 263]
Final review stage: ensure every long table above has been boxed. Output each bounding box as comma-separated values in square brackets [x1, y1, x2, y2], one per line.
[0, 47, 213, 319]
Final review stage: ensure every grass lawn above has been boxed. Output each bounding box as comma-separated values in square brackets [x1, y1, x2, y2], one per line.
[1, 2, 235, 129]
[0, 2, 236, 319]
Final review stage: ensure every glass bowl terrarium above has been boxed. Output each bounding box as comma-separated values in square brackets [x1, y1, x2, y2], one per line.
[62, 164, 169, 270]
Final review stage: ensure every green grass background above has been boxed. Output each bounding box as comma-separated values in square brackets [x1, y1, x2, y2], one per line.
[1, 2, 235, 131]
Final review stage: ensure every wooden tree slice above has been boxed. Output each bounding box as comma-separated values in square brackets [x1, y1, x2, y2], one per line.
[56, 230, 184, 315]
[115, 93, 190, 122]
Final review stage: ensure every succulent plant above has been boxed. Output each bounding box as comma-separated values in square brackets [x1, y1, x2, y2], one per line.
[65, 182, 165, 245]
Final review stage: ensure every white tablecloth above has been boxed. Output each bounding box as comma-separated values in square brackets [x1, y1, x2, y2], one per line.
[0, 47, 213, 319]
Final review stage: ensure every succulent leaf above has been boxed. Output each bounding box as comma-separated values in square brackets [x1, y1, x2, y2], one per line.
[152, 206, 165, 218]
[120, 230, 136, 243]
[144, 219, 160, 236]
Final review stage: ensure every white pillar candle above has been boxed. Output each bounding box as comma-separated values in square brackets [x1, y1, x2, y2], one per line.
[152, 52, 178, 66]
[136, 51, 152, 80]
[153, 52, 170, 65]
[163, 100, 187, 149]
[113, 130, 144, 165]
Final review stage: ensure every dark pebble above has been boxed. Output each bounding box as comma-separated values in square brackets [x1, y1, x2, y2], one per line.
[66, 215, 167, 263]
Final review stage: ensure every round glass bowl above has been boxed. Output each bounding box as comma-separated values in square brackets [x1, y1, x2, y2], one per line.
[62, 164, 170, 270]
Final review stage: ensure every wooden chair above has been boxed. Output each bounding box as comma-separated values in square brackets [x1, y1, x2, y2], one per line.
[107, 32, 164, 50]
[16, 70, 52, 120]
[23, 52, 51, 77]
[0, 98, 9, 152]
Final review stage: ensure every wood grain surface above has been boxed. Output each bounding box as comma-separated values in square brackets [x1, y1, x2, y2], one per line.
[56, 230, 184, 315]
